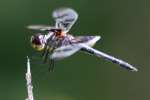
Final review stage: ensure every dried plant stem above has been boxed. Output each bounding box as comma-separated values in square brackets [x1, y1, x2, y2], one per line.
[25, 56, 34, 100]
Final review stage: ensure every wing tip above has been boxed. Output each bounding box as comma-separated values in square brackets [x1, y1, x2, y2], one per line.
[52, 7, 78, 18]
[26, 25, 33, 29]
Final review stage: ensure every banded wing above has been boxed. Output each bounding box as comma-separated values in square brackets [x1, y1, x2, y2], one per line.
[52, 8, 78, 33]
[50, 44, 81, 60]
[50, 36, 101, 60]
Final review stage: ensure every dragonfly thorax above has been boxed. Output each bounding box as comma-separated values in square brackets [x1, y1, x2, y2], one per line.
[50, 28, 66, 37]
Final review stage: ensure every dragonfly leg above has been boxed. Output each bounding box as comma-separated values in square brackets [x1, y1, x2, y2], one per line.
[43, 48, 49, 64]
[48, 59, 55, 72]
[42, 34, 53, 57]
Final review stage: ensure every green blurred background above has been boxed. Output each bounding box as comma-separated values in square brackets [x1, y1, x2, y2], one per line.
[0, 0, 149, 100]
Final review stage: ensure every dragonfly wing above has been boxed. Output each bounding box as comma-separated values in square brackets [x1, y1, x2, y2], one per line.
[50, 36, 100, 60]
[27, 25, 56, 31]
[50, 44, 81, 60]
[72, 36, 101, 47]
[52, 8, 78, 33]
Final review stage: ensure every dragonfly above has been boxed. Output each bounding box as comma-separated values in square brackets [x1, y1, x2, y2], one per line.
[27, 8, 138, 72]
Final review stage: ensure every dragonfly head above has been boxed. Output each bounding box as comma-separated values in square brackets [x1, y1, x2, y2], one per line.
[30, 34, 46, 51]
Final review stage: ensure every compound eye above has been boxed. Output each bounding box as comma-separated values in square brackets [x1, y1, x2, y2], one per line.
[31, 35, 41, 45]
